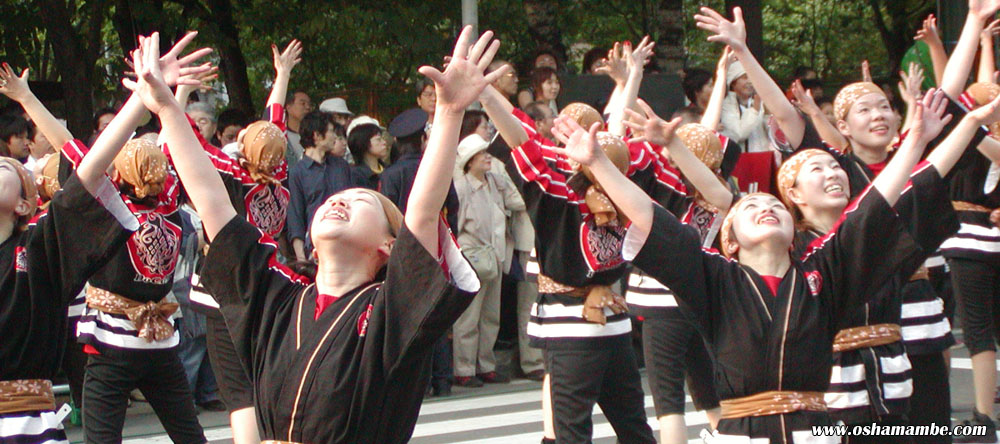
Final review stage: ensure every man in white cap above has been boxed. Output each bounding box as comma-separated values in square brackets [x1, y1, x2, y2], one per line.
[318, 97, 354, 127]
[720, 60, 768, 152]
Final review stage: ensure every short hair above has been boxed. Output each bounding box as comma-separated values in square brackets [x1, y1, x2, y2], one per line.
[391, 132, 424, 163]
[460, 110, 487, 140]
[530, 67, 558, 99]
[582, 47, 607, 74]
[682, 68, 713, 104]
[0, 114, 31, 144]
[347, 123, 383, 164]
[533, 49, 560, 70]
[487, 59, 512, 75]
[415, 78, 435, 98]
[93, 107, 116, 130]
[815, 96, 834, 107]
[800, 78, 823, 91]
[185, 102, 216, 121]
[300, 110, 334, 148]
[285, 90, 309, 106]
[523, 101, 550, 123]
[217, 108, 251, 132]
[793, 65, 817, 79]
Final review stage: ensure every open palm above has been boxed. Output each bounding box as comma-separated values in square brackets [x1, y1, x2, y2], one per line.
[418, 26, 508, 113]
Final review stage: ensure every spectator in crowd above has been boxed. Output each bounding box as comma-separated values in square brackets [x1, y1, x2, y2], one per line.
[523, 101, 556, 141]
[288, 110, 353, 261]
[214, 108, 250, 148]
[793, 65, 819, 80]
[518, 50, 561, 108]
[0, 113, 31, 162]
[582, 47, 608, 74]
[488, 60, 519, 103]
[347, 121, 388, 190]
[452, 134, 525, 387]
[380, 107, 460, 396]
[285, 89, 313, 166]
[416, 78, 436, 130]
[318, 97, 355, 127]
[25, 119, 58, 171]
[522, 67, 560, 114]
[680, 68, 714, 118]
[460, 110, 492, 141]
[173, 201, 226, 413]
[186, 101, 216, 144]
[720, 60, 768, 152]
[87, 106, 116, 146]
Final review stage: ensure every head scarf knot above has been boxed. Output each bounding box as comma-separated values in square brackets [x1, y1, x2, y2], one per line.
[833, 82, 885, 121]
[113, 138, 167, 200]
[239, 121, 287, 185]
[581, 132, 629, 226]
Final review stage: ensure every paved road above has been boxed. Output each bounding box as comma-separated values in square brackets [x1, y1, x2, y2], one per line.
[64, 344, 994, 443]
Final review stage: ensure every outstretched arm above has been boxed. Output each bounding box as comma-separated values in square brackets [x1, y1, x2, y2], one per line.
[126, 33, 234, 239]
[873, 90, 952, 206]
[940, 1, 1000, 98]
[597, 42, 628, 121]
[174, 67, 219, 108]
[625, 99, 733, 211]
[897, 62, 926, 134]
[979, 19, 1000, 83]
[790, 79, 846, 150]
[607, 37, 654, 137]
[695, 6, 805, 147]
[0, 64, 73, 150]
[701, 46, 732, 131]
[266, 40, 302, 109]
[928, 93, 1000, 176]
[409, 26, 510, 254]
[479, 85, 529, 148]
[915, 14, 947, 86]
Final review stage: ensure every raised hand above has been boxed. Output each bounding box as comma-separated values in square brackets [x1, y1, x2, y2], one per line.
[790, 79, 820, 115]
[970, 0, 1000, 21]
[915, 14, 943, 46]
[549, 115, 604, 167]
[913, 89, 953, 145]
[174, 65, 220, 105]
[897, 62, 924, 105]
[983, 18, 1000, 39]
[272, 39, 303, 76]
[418, 26, 508, 114]
[123, 32, 180, 115]
[0, 63, 32, 103]
[622, 99, 683, 147]
[694, 6, 748, 51]
[716, 46, 734, 77]
[861, 60, 873, 83]
[595, 41, 628, 84]
[156, 31, 213, 87]
[628, 36, 655, 72]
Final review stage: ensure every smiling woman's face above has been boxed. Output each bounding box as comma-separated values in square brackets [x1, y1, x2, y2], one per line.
[309, 189, 391, 252]
[729, 193, 795, 255]
[839, 93, 899, 150]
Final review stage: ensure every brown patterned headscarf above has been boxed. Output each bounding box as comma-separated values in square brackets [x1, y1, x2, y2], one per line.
[966, 82, 1000, 136]
[776, 149, 831, 209]
[36, 153, 61, 203]
[676, 124, 724, 172]
[239, 121, 286, 185]
[353, 189, 403, 238]
[113, 138, 167, 200]
[834, 82, 886, 121]
[0, 157, 38, 230]
[580, 132, 630, 226]
[559, 102, 605, 131]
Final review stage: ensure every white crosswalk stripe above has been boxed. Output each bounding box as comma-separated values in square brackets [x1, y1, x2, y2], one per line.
[119, 358, 984, 444]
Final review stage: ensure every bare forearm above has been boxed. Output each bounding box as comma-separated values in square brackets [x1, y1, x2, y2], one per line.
[669, 140, 732, 210]
[804, 109, 848, 150]
[480, 86, 528, 147]
[980, 37, 996, 83]
[731, 46, 803, 145]
[701, 70, 727, 130]
[588, 154, 653, 233]
[77, 94, 145, 192]
[927, 41, 948, 86]
[18, 93, 71, 149]
[872, 136, 925, 206]
[942, 13, 984, 98]
[267, 71, 290, 108]
[926, 117, 981, 176]
[406, 106, 464, 251]
[158, 103, 236, 239]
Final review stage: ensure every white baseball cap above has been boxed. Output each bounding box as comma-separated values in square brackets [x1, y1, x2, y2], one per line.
[346, 115, 383, 137]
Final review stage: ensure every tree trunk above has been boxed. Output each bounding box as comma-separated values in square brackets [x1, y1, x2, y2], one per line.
[726, 0, 764, 60]
[35, 0, 106, 139]
[656, 0, 685, 73]
[206, 0, 254, 113]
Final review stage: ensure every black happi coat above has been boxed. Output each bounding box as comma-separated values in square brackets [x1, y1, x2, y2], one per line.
[627, 179, 957, 443]
[1, 173, 133, 381]
[201, 217, 478, 444]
